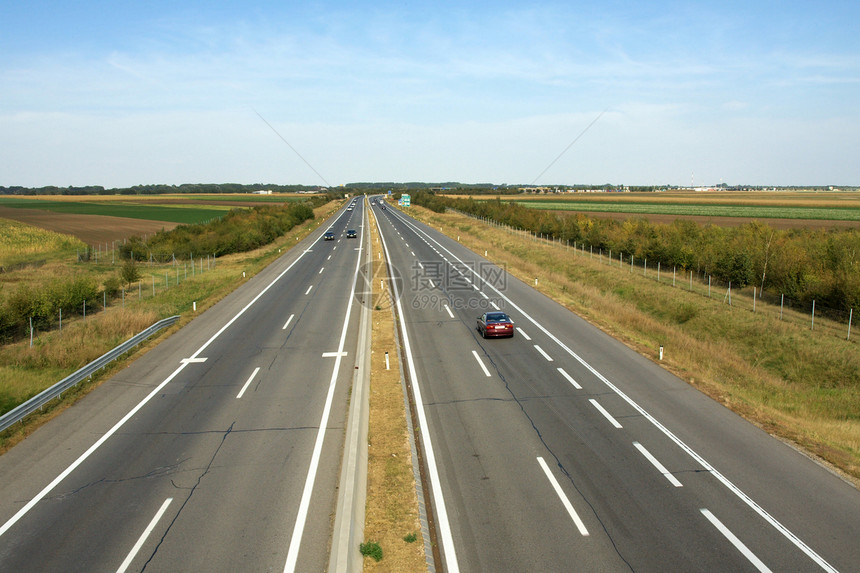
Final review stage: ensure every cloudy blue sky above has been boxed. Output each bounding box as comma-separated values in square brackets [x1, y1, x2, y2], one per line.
[2, 1, 858, 187]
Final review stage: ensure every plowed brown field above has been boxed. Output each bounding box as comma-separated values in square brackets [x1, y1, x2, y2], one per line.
[0, 206, 179, 244]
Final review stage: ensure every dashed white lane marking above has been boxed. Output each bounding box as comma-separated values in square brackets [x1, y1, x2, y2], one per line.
[282, 314, 295, 330]
[516, 327, 531, 340]
[472, 350, 492, 377]
[537, 457, 589, 536]
[444, 305, 455, 319]
[117, 498, 174, 573]
[633, 442, 683, 487]
[534, 345, 554, 362]
[557, 367, 582, 390]
[236, 367, 261, 399]
[589, 399, 623, 428]
[322, 351, 349, 358]
[305, 285, 313, 295]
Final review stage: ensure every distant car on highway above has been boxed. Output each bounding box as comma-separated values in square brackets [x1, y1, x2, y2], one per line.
[476, 312, 514, 338]
[323, 231, 336, 241]
[346, 229, 357, 238]
[380, 204, 386, 210]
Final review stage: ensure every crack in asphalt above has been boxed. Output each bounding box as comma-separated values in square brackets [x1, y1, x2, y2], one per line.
[140, 421, 235, 572]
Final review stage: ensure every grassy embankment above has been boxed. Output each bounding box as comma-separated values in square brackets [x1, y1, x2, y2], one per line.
[0, 201, 340, 451]
[362, 203, 427, 570]
[407, 204, 860, 483]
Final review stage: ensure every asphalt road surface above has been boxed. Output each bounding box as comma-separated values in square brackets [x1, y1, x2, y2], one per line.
[0, 199, 369, 572]
[372, 197, 859, 573]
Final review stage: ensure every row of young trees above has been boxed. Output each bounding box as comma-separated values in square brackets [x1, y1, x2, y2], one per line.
[0, 200, 321, 341]
[413, 192, 860, 311]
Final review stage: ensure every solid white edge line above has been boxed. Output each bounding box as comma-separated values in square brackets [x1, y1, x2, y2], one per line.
[589, 399, 623, 429]
[701, 509, 773, 573]
[472, 350, 492, 377]
[383, 208, 839, 573]
[633, 441, 683, 487]
[534, 344, 554, 362]
[537, 457, 589, 536]
[116, 498, 173, 573]
[283, 206, 366, 573]
[557, 367, 582, 390]
[444, 304, 455, 319]
[516, 327, 531, 340]
[236, 367, 261, 399]
[282, 314, 295, 330]
[375, 209, 460, 572]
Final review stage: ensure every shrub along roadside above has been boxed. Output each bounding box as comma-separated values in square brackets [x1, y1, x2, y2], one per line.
[413, 192, 860, 312]
[0, 200, 325, 342]
[407, 203, 860, 482]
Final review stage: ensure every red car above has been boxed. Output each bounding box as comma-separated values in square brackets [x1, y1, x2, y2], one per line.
[476, 312, 514, 338]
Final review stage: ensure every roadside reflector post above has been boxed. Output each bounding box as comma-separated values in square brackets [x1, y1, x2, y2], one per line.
[193, 301, 197, 312]
[385, 351, 390, 370]
[243, 271, 246, 278]
[659, 345, 664, 360]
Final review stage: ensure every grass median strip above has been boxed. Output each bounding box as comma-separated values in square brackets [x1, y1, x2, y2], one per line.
[362, 205, 427, 571]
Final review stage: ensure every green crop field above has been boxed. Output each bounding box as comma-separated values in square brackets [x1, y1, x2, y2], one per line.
[0, 198, 228, 224]
[512, 200, 860, 221]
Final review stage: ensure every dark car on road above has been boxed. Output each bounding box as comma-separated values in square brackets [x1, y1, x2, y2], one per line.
[323, 231, 336, 241]
[476, 312, 514, 338]
[346, 229, 357, 238]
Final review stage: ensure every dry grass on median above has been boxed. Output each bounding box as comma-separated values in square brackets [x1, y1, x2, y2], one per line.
[408, 205, 860, 485]
[362, 205, 427, 572]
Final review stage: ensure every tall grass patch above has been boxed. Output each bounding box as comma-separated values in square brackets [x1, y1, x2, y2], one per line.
[0, 219, 85, 268]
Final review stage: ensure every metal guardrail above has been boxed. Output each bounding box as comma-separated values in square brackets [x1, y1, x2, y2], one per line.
[0, 315, 180, 433]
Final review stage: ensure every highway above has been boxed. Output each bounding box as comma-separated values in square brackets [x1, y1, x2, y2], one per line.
[372, 197, 860, 572]
[0, 199, 370, 572]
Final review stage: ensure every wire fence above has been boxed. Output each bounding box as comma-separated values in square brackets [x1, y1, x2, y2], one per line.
[21, 251, 218, 346]
[452, 209, 855, 343]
